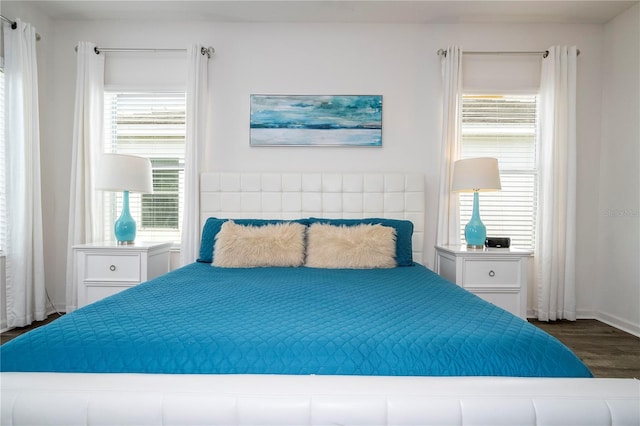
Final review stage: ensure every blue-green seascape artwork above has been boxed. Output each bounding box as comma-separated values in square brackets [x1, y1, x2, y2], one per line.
[250, 95, 382, 146]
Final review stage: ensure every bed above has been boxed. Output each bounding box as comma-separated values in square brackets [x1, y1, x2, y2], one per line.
[1, 172, 638, 425]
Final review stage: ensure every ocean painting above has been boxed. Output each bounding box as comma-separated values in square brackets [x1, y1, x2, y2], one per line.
[250, 95, 382, 146]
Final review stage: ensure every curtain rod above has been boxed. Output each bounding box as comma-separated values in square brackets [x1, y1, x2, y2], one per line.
[1, 14, 42, 41]
[437, 48, 580, 58]
[74, 45, 215, 58]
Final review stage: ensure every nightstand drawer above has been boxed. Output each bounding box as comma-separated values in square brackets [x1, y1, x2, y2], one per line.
[463, 260, 520, 287]
[84, 253, 141, 281]
[84, 283, 133, 305]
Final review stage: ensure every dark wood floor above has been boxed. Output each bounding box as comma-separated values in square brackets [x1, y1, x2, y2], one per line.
[1, 314, 61, 345]
[2, 315, 639, 379]
[528, 319, 640, 378]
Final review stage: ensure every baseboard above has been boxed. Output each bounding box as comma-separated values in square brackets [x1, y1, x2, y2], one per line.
[52, 304, 66, 315]
[577, 309, 597, 320]
[527, 309, 639, 337]
[526, 309, 596, 320]
[596, 311, 640, 338]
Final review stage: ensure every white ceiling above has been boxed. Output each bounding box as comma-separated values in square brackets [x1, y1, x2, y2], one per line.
[13, 0, 639, 24]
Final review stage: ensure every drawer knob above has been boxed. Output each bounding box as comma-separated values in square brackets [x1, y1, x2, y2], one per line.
[109, 265, 116, 272]
[488, 270, 495, 277]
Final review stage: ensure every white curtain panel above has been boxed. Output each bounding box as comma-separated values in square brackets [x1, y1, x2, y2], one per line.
[3, 19, 46, 327]
[536, 46, 578, 321]
[435, 46, 463, 249]
[181, 45, 210, 265]
[65, 42, 104, 312]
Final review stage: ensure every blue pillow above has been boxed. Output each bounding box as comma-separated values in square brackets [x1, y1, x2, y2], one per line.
[307, 218, 414, 266]
[198, 218, 310, 263]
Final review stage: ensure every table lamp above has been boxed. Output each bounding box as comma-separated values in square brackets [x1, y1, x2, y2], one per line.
[95, 153, 153, 245]
[452, 157, 501, 249]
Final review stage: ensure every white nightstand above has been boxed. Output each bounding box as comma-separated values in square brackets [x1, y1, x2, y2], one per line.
[74, 241, 172, 308]
[435, 245, 532, 318]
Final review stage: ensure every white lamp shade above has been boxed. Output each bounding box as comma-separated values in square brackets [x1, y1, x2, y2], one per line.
[95, 153, 153, 193]
[452, 157, 502, 192]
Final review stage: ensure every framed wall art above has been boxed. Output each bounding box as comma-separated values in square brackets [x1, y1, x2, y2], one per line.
[250, 95, 382, 147]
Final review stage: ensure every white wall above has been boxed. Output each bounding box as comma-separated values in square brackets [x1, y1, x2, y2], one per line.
[2, 3, 623, 321]
[597, 4, 640, 335]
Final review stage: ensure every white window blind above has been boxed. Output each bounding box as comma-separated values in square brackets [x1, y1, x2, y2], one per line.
[460, 95, 538, 249]
[103, 92, 186, 243]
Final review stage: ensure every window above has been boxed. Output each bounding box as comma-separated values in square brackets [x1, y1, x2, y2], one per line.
[103, 92, 186, 243]
[459, 95, 538, 249]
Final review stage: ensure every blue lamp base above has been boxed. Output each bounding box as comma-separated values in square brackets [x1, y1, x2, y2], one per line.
[114, 190, 136, 245]
[464, 191, 486, 249]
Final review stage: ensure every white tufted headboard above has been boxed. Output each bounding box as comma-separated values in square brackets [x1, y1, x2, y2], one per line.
[200, 172, 426, 264]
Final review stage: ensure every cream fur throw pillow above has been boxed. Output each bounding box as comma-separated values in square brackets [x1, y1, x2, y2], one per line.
[213, 221, 306, 267]
[305, 223, 397, 269]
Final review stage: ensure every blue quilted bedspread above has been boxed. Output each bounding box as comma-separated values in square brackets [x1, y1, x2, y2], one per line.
[0, 263, 591, 377]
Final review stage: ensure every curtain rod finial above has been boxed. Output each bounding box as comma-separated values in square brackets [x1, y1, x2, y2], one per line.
[201, 46, 215, 58]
